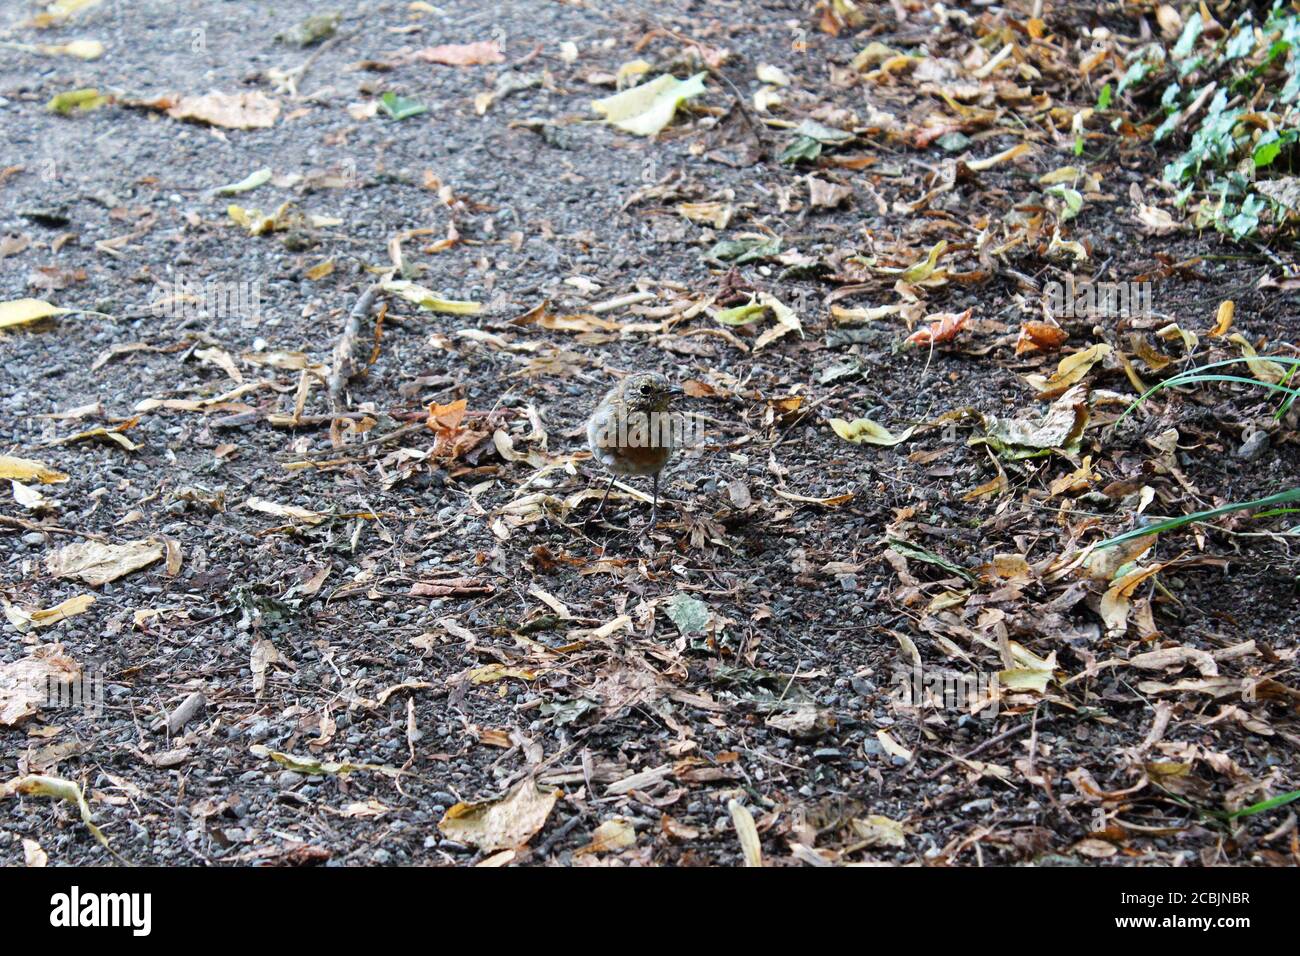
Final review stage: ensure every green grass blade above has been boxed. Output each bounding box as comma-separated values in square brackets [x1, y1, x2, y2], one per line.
[1225, 789, 1300, 820]
[1097, 487, 1300, 548]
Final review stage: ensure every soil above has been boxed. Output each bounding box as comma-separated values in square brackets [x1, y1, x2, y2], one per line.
[1, 0, 1298, 867]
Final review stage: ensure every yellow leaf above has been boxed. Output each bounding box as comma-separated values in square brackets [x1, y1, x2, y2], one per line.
[46, 87, 107, 114]
[382, 279, 481, 315]
[1227, 333, 1286, 384]
[1, 775, 109, 849]
[1208, 300, 1233, 337]
[1025, 343, 1112, 397]
[830, 418, 916, 446]
[467, 663, 537, 685]
[882, 240, 948, 284]
[305, 259, 335, 280]
[0, 455, 69, 484]
[0, 298, 70, 329]
[591, 72, 707, 136]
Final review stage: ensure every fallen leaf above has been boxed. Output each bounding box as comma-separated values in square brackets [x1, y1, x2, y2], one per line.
[45, 539, 164, 586]
[850, 815, 908, 848]
[575, 818, 637, 855]
[591, 72, 707, 136]
[830, 418, 916, 447]
[0, 298, 70, 329]
[664, 592, 709, 636]
[244, 497, 326, 525]
[0, 455, 69, 484]
[382, 279, 481, 315]
[3, 594, 95, 634]
[0, 645, 81, 725]
[46, 88, 107, 114]
[416, 41, 505, 66]
[0, 774, 109, 849]
[1025, 343, 1113, 397]
[727, 799, 763, 867]
[904, 308, 971, 347]
[438, 778, 560, 851]
[167, 91, 280, 129]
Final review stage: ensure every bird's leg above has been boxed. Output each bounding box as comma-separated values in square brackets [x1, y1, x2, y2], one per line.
[645, 472, 659, 532]
[587, 474, 616, 524]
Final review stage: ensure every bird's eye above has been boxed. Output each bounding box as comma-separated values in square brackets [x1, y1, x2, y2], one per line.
[639, 382, 652, 393]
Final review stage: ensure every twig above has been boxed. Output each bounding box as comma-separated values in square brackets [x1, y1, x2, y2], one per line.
[706, 66, 767, 152]
[0, 515, 109, 541]
[925, 716, 1059, 781]
[329, 284, 380, 412]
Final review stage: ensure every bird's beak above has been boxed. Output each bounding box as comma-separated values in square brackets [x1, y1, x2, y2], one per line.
[665, 384, 684, 397]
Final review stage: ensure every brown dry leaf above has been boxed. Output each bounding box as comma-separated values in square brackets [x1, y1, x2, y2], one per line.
[195, 346, 244, 383]
[1015, 322, 1068, 354]
[1128, 646, 1218, 677]
[904, 308, 971, 347]
[1136, 203, 1181, 235]
[167, 91, 281, 129]
[0, 455, 69, 484]
[416, 41, 505, 66]
[965, 142, 1032, 172]
[807, 175, 854, 208]
[22, 838, 48, 867]
[54, 419, 141, 452]
[677, 201, 733, 229]
[437, 777, 559, 851]
[250, 638, 282, 697]
[45, 539, 165, 586]
[850, 815, 908, 849]
[0, 645, 81, 726]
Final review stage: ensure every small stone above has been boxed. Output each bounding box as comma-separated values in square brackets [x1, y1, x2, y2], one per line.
[1236, 430, 1270, 461]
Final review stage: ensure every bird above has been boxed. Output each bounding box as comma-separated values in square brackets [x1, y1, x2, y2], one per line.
[586, 371, 684, 530]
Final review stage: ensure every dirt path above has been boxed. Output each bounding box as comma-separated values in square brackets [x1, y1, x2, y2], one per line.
[1, 0, 1297, 866]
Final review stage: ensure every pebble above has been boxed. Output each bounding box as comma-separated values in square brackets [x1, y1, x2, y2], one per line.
[1236, 430, 1270, 461]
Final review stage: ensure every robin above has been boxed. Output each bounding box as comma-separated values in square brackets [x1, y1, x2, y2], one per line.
[586, 372, 684, 530]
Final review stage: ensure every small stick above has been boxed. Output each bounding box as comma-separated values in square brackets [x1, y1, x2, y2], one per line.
[707, 66, 767, 152]
[0, 515, 109, 541]
[329, 283, 381, 415]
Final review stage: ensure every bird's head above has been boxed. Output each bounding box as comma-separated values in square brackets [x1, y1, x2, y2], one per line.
[622, 372, 683, 412]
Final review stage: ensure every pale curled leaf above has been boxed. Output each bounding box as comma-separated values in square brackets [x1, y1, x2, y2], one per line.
[830, 418, 916, 447]
[45, 539, 164, 586]
[1, 774, 109, 849]
[438, 778, 560, 851]
[727, 799, 763, 867]
[591, 72, 707, 136]
[0, 298, 70, 329]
